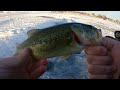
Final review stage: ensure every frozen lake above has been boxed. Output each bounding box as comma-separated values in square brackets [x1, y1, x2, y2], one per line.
[0, 11, 120, 79]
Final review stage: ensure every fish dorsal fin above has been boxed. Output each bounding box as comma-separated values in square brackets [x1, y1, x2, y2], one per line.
[59, 54, 71, 61]
[27, 29, 40, 38]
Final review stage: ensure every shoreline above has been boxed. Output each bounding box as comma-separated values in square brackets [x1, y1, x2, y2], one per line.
[51, 11, 120, 25]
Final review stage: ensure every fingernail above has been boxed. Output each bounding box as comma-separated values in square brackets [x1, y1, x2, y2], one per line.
[41, 59, 48, 65]
[43, 61, 48, 65]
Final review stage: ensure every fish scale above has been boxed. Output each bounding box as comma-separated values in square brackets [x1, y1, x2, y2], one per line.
[17, 23, 102, 60]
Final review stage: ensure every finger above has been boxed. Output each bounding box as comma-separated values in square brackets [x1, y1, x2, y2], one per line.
[30, 65, 47, 79]
[18, 48, 33, 65]
[84, 46, 107, 55]
[102, 37, 120, 50]
[20, 48, 33, 57]
[88, 73, 113, 79]
[87, 55, 113, 65]
[28, 59, 48, 72]
[102, 37, 120, 59]
[88, 64, 117, 75]
[27, 63, 34, 73]
[38, 59, 48, 66]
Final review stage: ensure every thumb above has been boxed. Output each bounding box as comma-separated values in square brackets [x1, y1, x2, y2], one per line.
[18, 48, 33, 65]
[101, 37, 120, 50]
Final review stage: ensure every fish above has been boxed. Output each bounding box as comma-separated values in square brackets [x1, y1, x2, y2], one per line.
[16, 23, 102, 61]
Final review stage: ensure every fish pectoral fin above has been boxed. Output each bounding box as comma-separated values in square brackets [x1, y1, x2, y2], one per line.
[59, 54, 71, 61]
[27, 29, 40, 38]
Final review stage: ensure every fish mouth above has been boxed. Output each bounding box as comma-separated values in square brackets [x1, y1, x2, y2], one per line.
[71, 30, 81, 45]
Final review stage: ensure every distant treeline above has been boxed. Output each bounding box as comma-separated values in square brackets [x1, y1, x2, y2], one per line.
[51, 11, 120, 25]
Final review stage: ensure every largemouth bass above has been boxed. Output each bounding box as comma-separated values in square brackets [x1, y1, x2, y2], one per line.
[17, 23, 102, 60]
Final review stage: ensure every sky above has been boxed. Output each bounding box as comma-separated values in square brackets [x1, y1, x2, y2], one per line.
[81, 11, 120, 20]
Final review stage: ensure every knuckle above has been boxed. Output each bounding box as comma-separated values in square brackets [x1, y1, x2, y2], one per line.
[105, 56, 113, 65]
[110, 65, 117, 73]
[101, 66, 112, 74]
[88, 65, 116, 75]
[104, 75, 113, 79]
[97, 47, 107, 55]
[101, 65, 116, 74]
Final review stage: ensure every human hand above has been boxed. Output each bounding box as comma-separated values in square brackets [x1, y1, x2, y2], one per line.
[84, 37, 120, 79]
[0, 48, 48, 79]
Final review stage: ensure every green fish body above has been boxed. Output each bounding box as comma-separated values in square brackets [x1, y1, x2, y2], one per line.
[17, 23, 102, 60]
